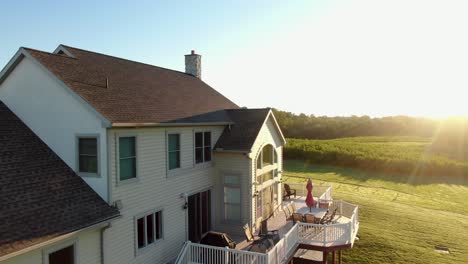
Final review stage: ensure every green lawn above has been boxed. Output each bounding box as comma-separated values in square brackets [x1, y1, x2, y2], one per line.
[284, 160, 468, 264]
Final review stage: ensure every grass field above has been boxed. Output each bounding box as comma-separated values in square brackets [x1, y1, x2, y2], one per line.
[284, 160, 468, 264]
[285, 137, 468, 180]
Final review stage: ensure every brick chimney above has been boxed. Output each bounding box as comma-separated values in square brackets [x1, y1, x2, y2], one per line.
[185, 50, 201, 79]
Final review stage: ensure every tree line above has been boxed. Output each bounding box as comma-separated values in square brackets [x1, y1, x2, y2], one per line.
[272, 109, 440, 139]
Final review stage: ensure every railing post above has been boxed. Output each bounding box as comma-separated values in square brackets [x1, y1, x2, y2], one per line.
[225, 246, 229, 264]
[324, 225, 327, 246]
[349, 221, 353, 242]
[187, 241, 191, 263]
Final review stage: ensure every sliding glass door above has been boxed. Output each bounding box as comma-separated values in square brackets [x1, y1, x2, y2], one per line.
[188, 190, 211, 242]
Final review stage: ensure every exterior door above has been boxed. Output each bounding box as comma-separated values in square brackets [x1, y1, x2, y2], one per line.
[188, 190, 211, 242]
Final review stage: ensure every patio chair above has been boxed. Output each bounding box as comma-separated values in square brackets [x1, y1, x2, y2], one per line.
[287, 203, 295, 215]
[292, 213, 304, 223]
[290, 202, 297, 213]
[283, 205, 292, 221]
[319, 201, 330, 209]
[326, 208, 338, 224]
[243, 223, 259, 242]
[255, 217, 263, 234]
[304, 214, 315, 224]
[283, 184, 297, 200]
[319, 210, 330, 224]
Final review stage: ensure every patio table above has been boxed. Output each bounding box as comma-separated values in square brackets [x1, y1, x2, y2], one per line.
[295, 207, 327, 221]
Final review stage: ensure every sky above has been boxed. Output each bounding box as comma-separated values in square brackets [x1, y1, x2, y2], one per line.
[1, 0, 468, 118]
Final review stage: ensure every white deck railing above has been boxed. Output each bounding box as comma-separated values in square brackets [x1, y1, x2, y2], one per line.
[175, 242, 269, 264]
[175, 226, 300, 264]
[285, 183, 332, 200]
[175, 200, 358, 264]
[297, 200, 359, 247]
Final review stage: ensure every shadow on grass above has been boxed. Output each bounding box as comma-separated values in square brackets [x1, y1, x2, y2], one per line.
[285, 160, 468, 186]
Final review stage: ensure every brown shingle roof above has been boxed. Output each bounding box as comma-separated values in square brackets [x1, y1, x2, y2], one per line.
[0, 102, 119, 258]
[24, 45, 238, 124]
[215, 108, 271, 151]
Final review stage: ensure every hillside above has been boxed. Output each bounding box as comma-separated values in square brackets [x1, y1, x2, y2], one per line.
[284, 136, 468, 180]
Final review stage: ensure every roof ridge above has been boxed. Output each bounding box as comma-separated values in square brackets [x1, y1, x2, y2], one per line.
[228, 108, 271, 111]
[60, 44, 191, 76]
[22, 47, 77, 60]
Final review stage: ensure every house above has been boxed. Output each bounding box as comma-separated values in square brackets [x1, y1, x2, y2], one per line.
[0, 45, 287, 263]
[0, 102, 120, 264]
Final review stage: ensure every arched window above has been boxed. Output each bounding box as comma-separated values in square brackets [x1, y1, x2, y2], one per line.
[255, 144, 279, 185]
[256, 144, 277, 169]
[254, 144, 280, 219]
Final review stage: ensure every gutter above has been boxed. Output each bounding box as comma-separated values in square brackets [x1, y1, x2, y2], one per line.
[111, 122, 233, 128]
[214, 148, 250, 154]
[0, 215, 120, 262]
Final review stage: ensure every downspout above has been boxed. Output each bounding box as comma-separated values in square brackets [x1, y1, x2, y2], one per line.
[100, 224, 111, 264]
[247, 153, 254, 229]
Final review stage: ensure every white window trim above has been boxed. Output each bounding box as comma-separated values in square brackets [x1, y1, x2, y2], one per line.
[256, 144, 278, 170]
[116, 134, 138, 185]
[193, 130, 213, 167]
[166, 132, 182, 175]
[75, 134, 100, 177]
[42, 239, 78, 264]
[134, 208, 164, 256]
[223, 173, 242, 223]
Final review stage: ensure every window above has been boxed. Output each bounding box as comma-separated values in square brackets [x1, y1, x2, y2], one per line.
[119, 137, 136, 181]
[256, 170, 274, 185]
[168, 134, 180, 170]
[262, 144, 273, 166]
[256, 144, 278, 170]
[78, 137, 98, 175]
[224, 175, 241, 222]
[195, 131, 212, 164]
[137, 211, 162, 249]
[48, 245, 74, 264]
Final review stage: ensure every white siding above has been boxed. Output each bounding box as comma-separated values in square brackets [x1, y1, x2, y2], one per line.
[3, 228, 102, 264]
[0, 57, 109, 200]
[105, 126, 224, 264]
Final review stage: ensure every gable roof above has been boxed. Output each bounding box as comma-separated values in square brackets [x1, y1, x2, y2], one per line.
[215, 108, 285, 152]
[0, 102, 119, 259]
[11, 45, 238, 124]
